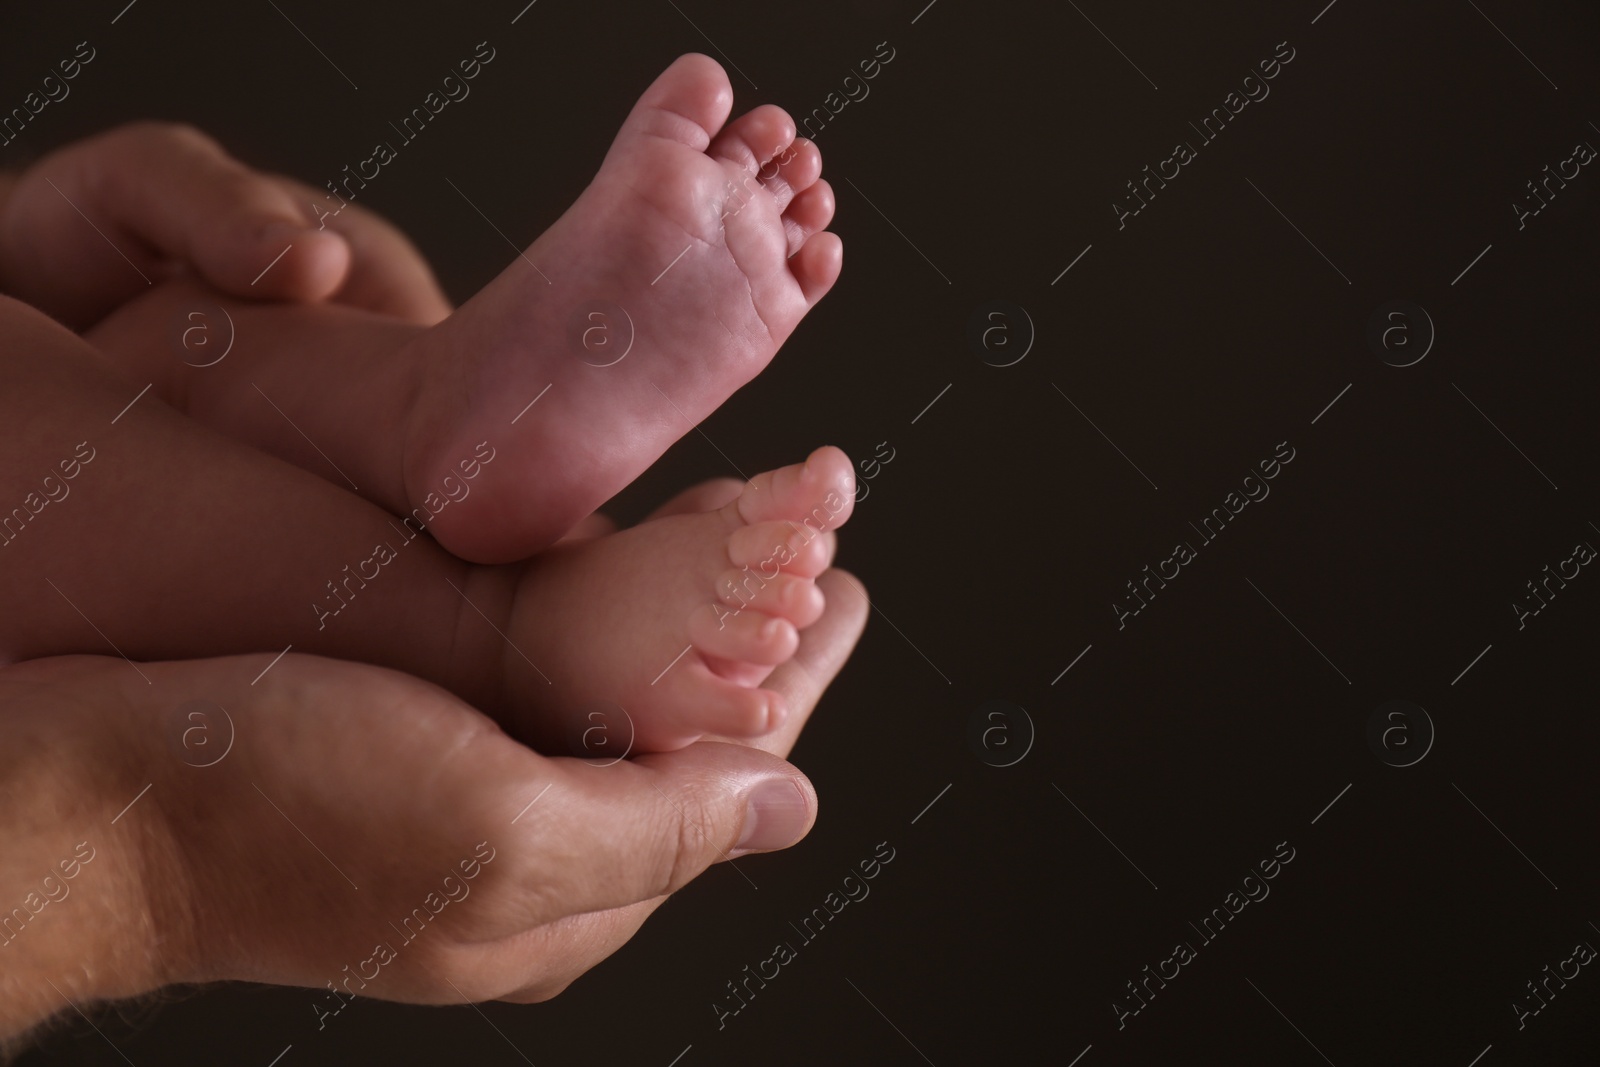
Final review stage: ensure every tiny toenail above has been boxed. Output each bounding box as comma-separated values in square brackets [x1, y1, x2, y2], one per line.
[760, 617, 783, 642]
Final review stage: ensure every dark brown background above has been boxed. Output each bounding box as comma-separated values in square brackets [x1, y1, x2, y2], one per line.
[5, 0, 1599, 1063]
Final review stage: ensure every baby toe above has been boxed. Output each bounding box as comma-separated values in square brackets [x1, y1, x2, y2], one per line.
[727, 446, 856, 528]
[651, 664, 784, 743]
[759, 138, 821, 213]
[790, 231, 843, 305]
[714, 568, 826, 628]
[768, 137, 822, 194]
[690, 603, 798, 666]
[707, 104, 796, 179]
[783, 180, 835, 258]
[728, 520, 835, 578]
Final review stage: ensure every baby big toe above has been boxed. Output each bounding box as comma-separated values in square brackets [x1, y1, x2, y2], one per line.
[621, 53, 734, 151]
[729, 446, 856, 527]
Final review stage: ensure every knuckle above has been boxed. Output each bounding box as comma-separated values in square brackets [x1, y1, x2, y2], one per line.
[649, 790, 717, 898]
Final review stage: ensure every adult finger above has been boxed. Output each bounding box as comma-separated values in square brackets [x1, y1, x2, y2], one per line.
[272, 175, 453, 324]
[44, 123, 350, 308]
[500, 742, 815, 926]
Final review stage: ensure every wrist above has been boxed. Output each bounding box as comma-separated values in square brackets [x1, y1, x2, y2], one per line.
[0, 656, 196, 1042]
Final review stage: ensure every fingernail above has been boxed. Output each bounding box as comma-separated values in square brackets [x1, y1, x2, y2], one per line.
[735, 778, 809, 853]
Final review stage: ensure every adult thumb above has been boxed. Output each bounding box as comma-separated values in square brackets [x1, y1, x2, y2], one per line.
[527, 742, 816, 918]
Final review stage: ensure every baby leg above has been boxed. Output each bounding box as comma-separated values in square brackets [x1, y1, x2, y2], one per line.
[87, 54, 841, 564]
[84, 276, 431, 521]
[5, 299, 851, 754]
[0, 295, 512, 714]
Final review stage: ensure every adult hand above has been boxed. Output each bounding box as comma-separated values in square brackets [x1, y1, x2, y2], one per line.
[0, 570, 866, 1040]
[0, 122, 452, 330]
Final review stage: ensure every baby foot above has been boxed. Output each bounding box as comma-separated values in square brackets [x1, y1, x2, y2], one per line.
[405, 54, 842, 563]
[497, 447, 855, 753]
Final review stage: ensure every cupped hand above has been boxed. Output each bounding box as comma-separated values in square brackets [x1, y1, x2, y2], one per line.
[0, 570, 865, 1028]
[0, 122, 452, 329]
